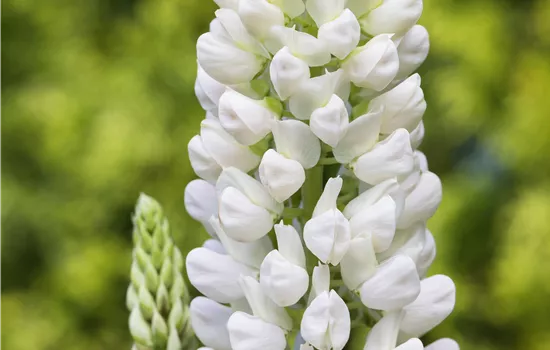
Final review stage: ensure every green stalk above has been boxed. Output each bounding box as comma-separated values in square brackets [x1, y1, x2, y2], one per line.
[302, 166, 324, 272]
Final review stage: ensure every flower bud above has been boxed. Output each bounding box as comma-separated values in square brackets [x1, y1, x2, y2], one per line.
[188, 133, 223, 182]
[228, 312, 287, 350]
[301, 290, 350, 350]
[190, 297, 233, 350]
[260, 250, 309, 306]
[238, 0, 284, 40]
[200, 119, 260, 173]
[195, 64, 226, 114]
[370, 74, 427, 134]
[359, 254, 420, 310]
[184, 179, 218, 237]
[359, 0, 423, 36]
[218, 89, 277, 146]
[129, 308, 153, 347]
[352, 129, 414, 185]
[425, 338, 460, 350]
[272, 119, 321, 168]
[304, 177, 351, 265]
[400, 275, 456, 337]
[397, 171, 442, 229]
[396, 25, 429, 79]
[342, 34, 399, 91]
[310, 94, 349, 147]
[318, 9, 361, 59]
[305, 0, 345, 27]
[259, 149, 306, 202]
[363, 310, 403, 350]
[270, 47, 310, 100]
[151, 310, 169, 346]
[266, 26, 331, 66]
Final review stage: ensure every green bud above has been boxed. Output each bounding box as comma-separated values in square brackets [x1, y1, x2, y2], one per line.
[135, 246, 151, 272]
[170, 275, 185, 305]
[172, 247, 184, 274]
[166, 327, 182, 350]
[138, 220, 154, 253]
[168, 299, 185, 332]
[131, 261, 145, 291]
[160, 260, 174, 288]
[129, 308, 152, 347]
[152, 224, 166, 249]
[127, 285, 139, 311]
[151, 245, 164, 270]
[144, 262, 159, 293]
[156, 282, 170, 314]
[138, 285, 156, 320]
[152, 310, 168, 348]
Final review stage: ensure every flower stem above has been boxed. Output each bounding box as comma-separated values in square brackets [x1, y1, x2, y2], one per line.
[318, 157, 339, 165]
[302, 166, 323, 271]
[282, 207, 304, 219]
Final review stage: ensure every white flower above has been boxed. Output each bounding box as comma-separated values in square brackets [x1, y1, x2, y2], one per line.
[308, 263, 330, 303]
[359, 0, 424, 36]
[303, 177, 351, 265]
[259, 149, 306, 202]
[270, 47, 310, 100]
[318, 9, 361, 59]
[352, 129, 415, 185]
[260, 222, 309, 306]
[396, 25, 430, 79]
[188, 135, 223, 183]
[218, 89, 278, 145]
[310, 94, 349, 147]
[289, 69, 348, 120]
[238, 0, 284, 40]
[184, 180, 218, 236]
[266, 26, 331, 66]
[272, 119, 321, 168]
[214, 0, 239, 11]
[301, 290, 350, 350]
[305, 0, 344, 27]
[359, 254, 420, 310]
[396, 338, 424, 350]
[197, 9, 268, 84]
[369, 74, 427, 134]
[195, 64, 227, 114]
[339, 231, 377, 290]
[409, 121, 425, 150]
[397, 171, 442, 229]
[400, 274, 456, 337]
[217, 167, 284, 242]
[363, 310, 403, 350]
[227, 312, 287, 350]
[200, 119, 260, 173]
[425, 338, 460, 350]
[269, 0, 305, 18]
[341, 34, 399, 91]
[189, 297, 233, 350]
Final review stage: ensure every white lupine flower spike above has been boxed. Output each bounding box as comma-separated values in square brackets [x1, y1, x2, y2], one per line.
[182, 2, 459, 350]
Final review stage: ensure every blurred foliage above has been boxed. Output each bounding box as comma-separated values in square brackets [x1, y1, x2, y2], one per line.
[2, 0, 550, 349]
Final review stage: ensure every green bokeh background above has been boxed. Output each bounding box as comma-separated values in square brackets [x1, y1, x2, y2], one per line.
[2, 0, 550, 349]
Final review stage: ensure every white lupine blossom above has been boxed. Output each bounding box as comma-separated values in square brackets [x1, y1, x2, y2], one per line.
[184, 1, 459, 350]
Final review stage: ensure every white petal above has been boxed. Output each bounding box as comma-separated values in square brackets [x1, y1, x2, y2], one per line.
[217, 167, 284, 215]
[353, 129, 414, 185]
[218, 187, 275, 242]
[333, 108, 383, 164]
[210, 216, 273, 268]
[228, 312, 287, 350]
[360, 254, 420, 310]
[401, 275, 456, 337]
[196, 64, 227, 113]
[310, 94, 349, 147]
[417, 229, 436, 277]
[203, 238, 226, 254]
[238, 0, 284, 40]
[189, 297, 233, 350]
[215, 9, 267, 56]
[377, 223, 425, 265]
[197, 32, 264, 85]
[318, 9, 360, 59]
[188, 135, 223, 183]
[306, 0, 345, 26]
[425, 338, 460, 350]
[260, 250, 309, 306]
[344, 178, 400, 218]
[184, 179, 218, 236]
[396, 338, 424, 350]
[397, 171, 442, 228]
[359, 0, 423, 36]
[239, 276, 293, 330]
[266, 26, 331, 66]
[304, 209, 351, 265]
[342, 34, 399, 91]
[270, 0, 305, 18]
[272, 119, 321, 168]
[346, 0, 380, 18]
[396, 25, 429, 79]
[289, 69, 345, 120]
[214, 0, 239, 10]
[218, 89, 276, 146]
[259, 150, 306, 202]
[409, 121, 425, 150]
[301, 290, 350, 350]
[363, 310, 403, 350]
[340, 233, 377, 290]
[349, 195, 397, 252]
[274, 221, 306, 267]
[200, 119, 260, 172]
[313, 176, 343, 216]
[309, 263, 330, 302]
[186, 247, 255, 303]
[270, 47, 311, 100]
[370, 73, 426, 134]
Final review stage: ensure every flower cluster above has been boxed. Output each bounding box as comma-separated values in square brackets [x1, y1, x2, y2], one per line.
[184, 0, 457, 349]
